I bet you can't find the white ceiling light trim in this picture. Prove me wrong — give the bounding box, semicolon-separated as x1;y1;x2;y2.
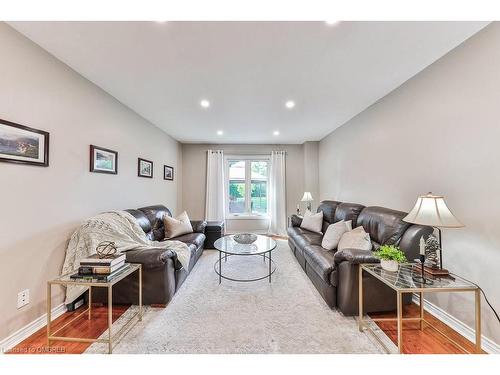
285;100;296;109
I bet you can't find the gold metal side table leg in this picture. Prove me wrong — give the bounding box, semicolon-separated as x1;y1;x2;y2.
88;286;92;320
139;265;143;321
108;285;113;354
419;292;424;331
475;288;481;353
358;265;364;332
47;282;51;346
397;291;403;354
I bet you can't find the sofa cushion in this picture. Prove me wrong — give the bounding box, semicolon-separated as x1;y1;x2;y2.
333;202;365;227
317;201;341;224
300;211;323;233
164;211;193;239
321;220;352;250
338;226;372;252
357;206;410;245
288;226;323;248
138;205;172;241
125;209;153;240
172;232;206;249
303;244;336;284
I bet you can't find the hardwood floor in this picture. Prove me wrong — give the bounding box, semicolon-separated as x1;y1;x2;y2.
6;304;129;354
369;303;486;354
7;301;483;354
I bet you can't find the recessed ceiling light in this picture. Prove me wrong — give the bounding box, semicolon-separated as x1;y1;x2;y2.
200;99;210;108
217;130;223;135
325;21;339;26
273;130;280;136
285;100;295;109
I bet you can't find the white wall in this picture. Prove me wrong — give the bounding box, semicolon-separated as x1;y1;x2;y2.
319;23;500;344
181;143;309;232
0;23;180;341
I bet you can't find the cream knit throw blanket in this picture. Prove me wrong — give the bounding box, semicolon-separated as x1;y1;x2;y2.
62;210;190;303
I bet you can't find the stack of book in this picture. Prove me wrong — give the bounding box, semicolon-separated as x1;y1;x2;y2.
70;253;126;282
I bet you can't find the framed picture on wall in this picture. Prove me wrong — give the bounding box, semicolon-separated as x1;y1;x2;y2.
0;118;49;167
164;165;174;181
138;158;153;178
90;145;118;174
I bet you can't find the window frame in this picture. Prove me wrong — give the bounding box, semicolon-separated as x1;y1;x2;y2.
225;154;270;219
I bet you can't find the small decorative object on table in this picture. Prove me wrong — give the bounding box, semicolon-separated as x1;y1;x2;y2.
96;241;117;258
374;245;407;272
296;204;301;215
424;234;440;268
412;236;433;285
233;233;258;244
413;234;450;276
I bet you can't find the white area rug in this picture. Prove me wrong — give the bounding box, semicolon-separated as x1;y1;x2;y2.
86;240;389;354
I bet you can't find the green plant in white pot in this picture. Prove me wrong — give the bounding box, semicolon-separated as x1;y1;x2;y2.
374;245;407;272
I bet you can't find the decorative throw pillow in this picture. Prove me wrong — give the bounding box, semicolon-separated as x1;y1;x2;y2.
321;220;352;250
300;211;323;234
164;211;193;239
338;225;372;252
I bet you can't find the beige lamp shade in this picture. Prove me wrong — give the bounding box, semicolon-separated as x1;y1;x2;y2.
403;192;464;228
301;192;313;202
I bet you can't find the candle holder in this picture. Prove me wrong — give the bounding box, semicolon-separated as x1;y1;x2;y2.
413;254;434;285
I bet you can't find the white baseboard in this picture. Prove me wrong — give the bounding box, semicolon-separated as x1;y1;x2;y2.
412;295;500;354
0;303;67;353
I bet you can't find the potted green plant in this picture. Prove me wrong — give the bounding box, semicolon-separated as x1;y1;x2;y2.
374;245;407;272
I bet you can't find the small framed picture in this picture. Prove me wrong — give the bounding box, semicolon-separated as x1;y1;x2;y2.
90;145;118;174
164;165;174;181
0;118;49;167
138;158;153;178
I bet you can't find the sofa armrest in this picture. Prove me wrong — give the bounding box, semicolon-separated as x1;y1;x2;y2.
191;220;207;233
125;248;182;270
334;248;380;265
290;214;303;227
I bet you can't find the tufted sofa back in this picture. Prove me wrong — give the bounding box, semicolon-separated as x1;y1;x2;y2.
125;204;172;241
316;200;432;261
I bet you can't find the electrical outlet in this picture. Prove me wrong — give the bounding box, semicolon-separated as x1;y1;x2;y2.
17;289;29;309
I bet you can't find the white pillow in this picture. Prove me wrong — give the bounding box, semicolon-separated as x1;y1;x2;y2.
300;211;323;234
338;226;372;252
164;211;193;239
321;220;352;250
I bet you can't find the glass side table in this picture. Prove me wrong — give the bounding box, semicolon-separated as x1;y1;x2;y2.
358;263;481;354
47;263;142;354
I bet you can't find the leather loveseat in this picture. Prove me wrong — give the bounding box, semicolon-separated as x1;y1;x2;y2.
288;200;433;315
94;204;207;306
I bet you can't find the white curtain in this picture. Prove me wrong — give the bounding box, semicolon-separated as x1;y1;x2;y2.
268;151;287;236
205;150;226;221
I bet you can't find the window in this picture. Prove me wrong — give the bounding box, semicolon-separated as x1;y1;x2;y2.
227;157;269;216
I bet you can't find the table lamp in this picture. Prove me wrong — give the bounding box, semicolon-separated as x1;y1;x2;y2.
403;192;464;271
301;192;314;212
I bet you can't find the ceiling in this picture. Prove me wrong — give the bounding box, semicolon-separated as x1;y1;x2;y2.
9;21;488;144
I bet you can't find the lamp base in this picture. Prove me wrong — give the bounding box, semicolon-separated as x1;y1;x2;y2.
413;263;450;276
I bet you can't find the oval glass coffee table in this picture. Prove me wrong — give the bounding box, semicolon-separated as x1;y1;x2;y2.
214;234;277;283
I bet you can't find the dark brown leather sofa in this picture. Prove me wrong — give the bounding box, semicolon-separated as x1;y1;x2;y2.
288;200;433;315
93;204;207;306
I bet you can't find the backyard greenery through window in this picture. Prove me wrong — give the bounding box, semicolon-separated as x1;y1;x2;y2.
227;158;269;216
